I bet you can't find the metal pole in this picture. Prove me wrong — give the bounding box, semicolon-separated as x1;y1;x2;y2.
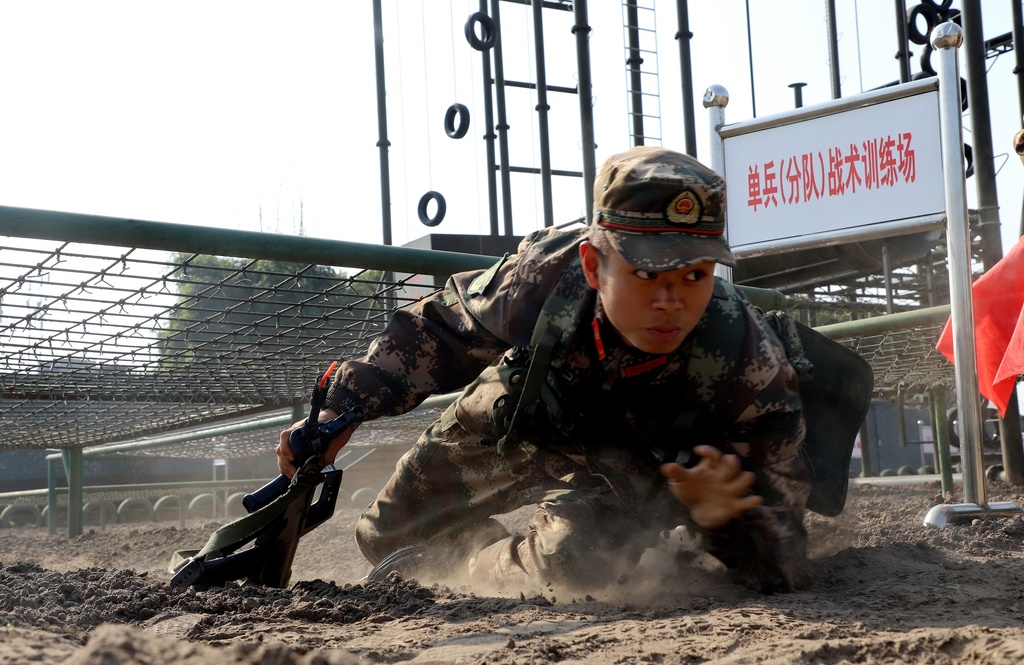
572;0;597;225
881;242;895;314
703;84;732;283
789;82;806;108
1014;0;1024;242
531;0;555;227
931;389;955;495
825;0;842;99
703;85;728;177
894;0;911;84
1001;394;1024;486
0;205;500;276
674;0;697;156
1014;0;1024;125
625;0;646;145
744;0;757;116
961;0;1002;270
871;408;884;474
934;23;986;506
815;305;950;339
489;0;515;235
47;458;58;536
859;419;874;477
923;24;1021;527
65;447;83;538
479;0;499;236
372;0;393;246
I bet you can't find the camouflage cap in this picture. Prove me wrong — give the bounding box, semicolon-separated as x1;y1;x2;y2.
593;146;735;271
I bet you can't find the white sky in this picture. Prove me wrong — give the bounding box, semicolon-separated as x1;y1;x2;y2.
1;1;1022;255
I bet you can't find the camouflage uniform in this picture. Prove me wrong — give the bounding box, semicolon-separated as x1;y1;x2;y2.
324;226;809;594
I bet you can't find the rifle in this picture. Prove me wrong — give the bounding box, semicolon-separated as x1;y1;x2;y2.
169;362;365;588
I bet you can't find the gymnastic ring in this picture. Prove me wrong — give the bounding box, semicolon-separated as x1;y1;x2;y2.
445;103;470;139
418;191;446;227
465;12;496;51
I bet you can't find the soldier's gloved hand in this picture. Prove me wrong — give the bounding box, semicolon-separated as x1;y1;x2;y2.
275;408;359;477
660;445;763;531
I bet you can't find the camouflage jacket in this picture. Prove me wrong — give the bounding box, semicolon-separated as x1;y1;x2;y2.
325;227;809;588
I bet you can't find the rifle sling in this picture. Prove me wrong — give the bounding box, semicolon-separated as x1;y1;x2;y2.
168;475;314;574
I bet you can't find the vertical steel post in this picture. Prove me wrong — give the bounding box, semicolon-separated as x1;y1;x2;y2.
924;24;1017;527
674;0;697;157
703;84;732;283
789;82;806;108
572;0;597;225
703;85;728;177
859;419;874;477
64;448;83;538
531;0;555;227
1014;0;1024;128
47;457;57;536
931;389;955;496
825;0;841;99
372;0;393;246
370;0;410;339
489;0;514;236
934;23;986;506
624;0;645;145
479;0;500;236
961;0;1002;270
894;0;911;84
744;0;757;116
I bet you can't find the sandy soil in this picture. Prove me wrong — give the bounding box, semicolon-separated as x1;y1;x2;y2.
4;481;1024;664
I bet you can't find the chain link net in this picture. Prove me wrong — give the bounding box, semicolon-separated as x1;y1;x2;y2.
1;237;442;450
1;231;960;457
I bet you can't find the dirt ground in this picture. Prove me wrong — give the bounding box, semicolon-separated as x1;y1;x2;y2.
4;481;1024;664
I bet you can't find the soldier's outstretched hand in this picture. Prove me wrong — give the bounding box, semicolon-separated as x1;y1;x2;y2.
660;445;763;531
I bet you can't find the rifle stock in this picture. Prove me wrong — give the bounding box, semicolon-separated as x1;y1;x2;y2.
169;362;365;589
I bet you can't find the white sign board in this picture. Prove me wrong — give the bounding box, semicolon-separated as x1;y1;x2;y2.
723;87;945;249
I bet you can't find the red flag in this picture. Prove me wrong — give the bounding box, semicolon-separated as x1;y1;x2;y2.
936;237;1024;415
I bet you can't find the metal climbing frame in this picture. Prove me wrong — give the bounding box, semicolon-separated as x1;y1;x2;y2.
371;0;598;240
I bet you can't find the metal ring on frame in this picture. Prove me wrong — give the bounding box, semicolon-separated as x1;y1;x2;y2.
418;191;447;227
445;103;470;139
465;12;496;51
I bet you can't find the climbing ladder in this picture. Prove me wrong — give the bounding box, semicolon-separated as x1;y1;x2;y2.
621;0;662;147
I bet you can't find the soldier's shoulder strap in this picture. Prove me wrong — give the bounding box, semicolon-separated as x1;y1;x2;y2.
496;254;588;453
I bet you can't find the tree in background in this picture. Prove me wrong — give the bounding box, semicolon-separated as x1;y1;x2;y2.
157;254;386;366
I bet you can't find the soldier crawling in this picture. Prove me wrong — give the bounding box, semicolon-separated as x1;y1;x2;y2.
277;147;810;594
